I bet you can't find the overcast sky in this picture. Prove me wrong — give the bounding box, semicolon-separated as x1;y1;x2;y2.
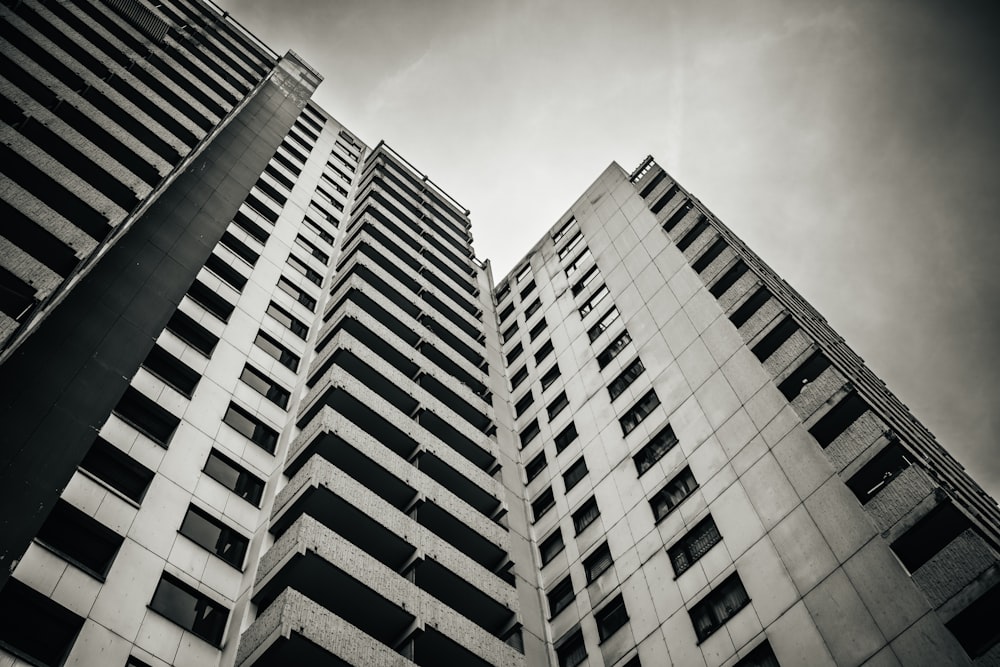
221;0;1000;500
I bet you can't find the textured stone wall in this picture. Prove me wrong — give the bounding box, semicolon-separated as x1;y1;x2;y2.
913;529;999;608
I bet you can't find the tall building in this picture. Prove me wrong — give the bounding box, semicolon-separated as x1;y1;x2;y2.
0;2;998;667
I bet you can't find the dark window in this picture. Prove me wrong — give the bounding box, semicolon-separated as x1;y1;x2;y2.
254;331;300;371
232;210;270;243
240;365;290;409
540;364;561;390
651;184;680;214
651;467;698;522
304;216;336;245
0;265;39;321
203;450;265;506
79;437;154;504
689;573;750;642
525;451;547;482
506;342;524;365
663;200;693;232
621;390;660;436
266;302;309;339
552;218;575;244
639;169;667;197
557;232;583;261
520;280;537;300
141;345;199;397
809;392;869;448
565;248;593;278
514;391;535;418
547;391;569;420
520;419;541;448
219;230;259;265
572;496;600;534
535;340;554;364
515;265;532;283
547;576;574;617
891;502;971;572
127;656;155;667
166;309;219;356
734;640;781;667
525;298;542;319
113;387;180;447
539;529;564;565
669;516;723;576
149;573;229;645
730;287;770;328
751;316;798;361
277;277;317;311
608;358;645;401
676;215;710;251
846;441;913;504
287;253;323;286
204;254;248;291
571;266;600;296
709;260;748;298
223;402;279;453
510;365;529;390
502;322;519;344
531;487;555;522
529;319;547;341
295;235;330;265
588;307;620;342
596;594;629;642
179;505;249;568
496;282;511;302
563;457;589;492
499;302;515;323
945;582;1000;658
554;422;578;453
691;237;728;273
634;424;679;476
579;285;609;317
584;543;613;582
189;277;242;321
778;351;832;400
597;331;632;369
35;499;124;579
0;579;84;667
556;629;586;667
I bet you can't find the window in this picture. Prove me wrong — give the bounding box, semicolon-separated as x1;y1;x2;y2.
166;309;219;356
520;419;540;448
127;656;155;667
689;573;750;642
564;248;593;278
142;345;199;397
540;364;561;391
651;467;698;522
634;424;679;476
734;640;781;667
531;487;555;522
304;216;336;245
552;217;575;244
233;209;271;243
651;184;680;214
295;235;329;265
79;437;154;503
809;391;869;448
203;450;265;506
588;307;620;342
751;316;798;361
557;232;584;261
778;351;831;400
572;496;600;534
0;266;38;322
499;302;515;323
709;260;748;298
596;594;629;642
179;505;249;568
524;298;542;319
0;579;84;667
584;543;613;582
554;422;578;453
149;573;229;645
846;441;912;504
692;237;728;273
571;265;601;296
529;319;547;341
204;254;248;291
539;529;565;565
945;582;1000;658
254;331;300;371
496;282;511;302
35;499;124;579
890;502;971;573
547;576;574;617
638;169;667;197
620;390;660;436
525;451;547;482
578;285;609;317
506;342;524;365
267;302;309;339
547;391;569;420
730;287;770;328
240;365;290;408
519;280;536;301
556;629;586;667
515;264;532;284
676;215;710;251
535;339;554;364
514;391;535;418
608;358;645;401
669;516;723;576
501;322;519;344
113;387;180;447
563;457;589;492
597;331;632;369
277;277;317;311
224;402;279;453
219;230;259;265
510;365;529;390
287;253;323;286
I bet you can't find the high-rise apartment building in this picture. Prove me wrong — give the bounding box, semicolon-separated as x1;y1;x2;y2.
0;2;998;667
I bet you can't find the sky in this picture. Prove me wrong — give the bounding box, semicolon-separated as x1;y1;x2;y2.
221;0;1000;500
